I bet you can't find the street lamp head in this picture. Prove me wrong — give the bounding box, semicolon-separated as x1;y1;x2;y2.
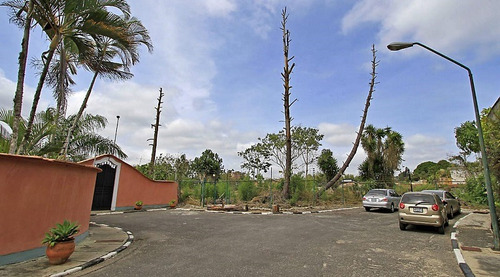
387;42;415;51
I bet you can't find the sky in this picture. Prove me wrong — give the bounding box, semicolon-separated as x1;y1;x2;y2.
0;0;499;176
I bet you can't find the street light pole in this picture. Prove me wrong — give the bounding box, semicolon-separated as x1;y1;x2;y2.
388;42;499;250
113;115;120;144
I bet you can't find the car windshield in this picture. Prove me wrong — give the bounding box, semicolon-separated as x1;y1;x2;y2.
366;190;386;196
402;194;435;204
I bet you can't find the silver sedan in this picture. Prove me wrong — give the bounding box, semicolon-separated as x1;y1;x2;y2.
421;190;461;218
362;189;401;213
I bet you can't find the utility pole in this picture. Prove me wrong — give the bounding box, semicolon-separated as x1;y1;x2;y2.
149;88;164;177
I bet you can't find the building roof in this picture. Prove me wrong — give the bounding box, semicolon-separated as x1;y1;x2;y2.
488;97;500;120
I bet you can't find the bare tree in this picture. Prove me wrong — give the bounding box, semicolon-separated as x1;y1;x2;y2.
281;7;296;199
149;88;164;177
317;45;379;197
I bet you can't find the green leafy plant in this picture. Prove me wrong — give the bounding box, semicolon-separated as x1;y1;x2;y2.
169;199;176;205
42;220;80;247
135;200;143;206
238;180;257;201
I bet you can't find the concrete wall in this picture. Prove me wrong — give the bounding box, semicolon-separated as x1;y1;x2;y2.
80;155;178;210
0;154;100;265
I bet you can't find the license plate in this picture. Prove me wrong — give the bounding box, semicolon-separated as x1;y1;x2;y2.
413;207;423;213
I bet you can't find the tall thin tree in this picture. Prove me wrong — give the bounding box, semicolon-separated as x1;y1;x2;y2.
59;14;153;158
317;45;379;197
18;0;132;154
149;88;164;177
2;0;34;154
280;7;296;199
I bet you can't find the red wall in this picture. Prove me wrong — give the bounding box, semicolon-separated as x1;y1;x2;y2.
0;154;100;257
80;155;178;209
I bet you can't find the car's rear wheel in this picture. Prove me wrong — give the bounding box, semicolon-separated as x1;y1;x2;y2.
448;206;454;219
364;207;371;212
437;222;445;234
399;222;407;230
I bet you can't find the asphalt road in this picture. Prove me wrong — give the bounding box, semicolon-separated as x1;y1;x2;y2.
79;208;464;277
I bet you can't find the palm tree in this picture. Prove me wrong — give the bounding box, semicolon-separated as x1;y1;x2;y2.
14;0;132;154
0;108;127;160
361;124;378;178
360;125;405;186
1;107;57;156
57;112;127;161
59;14;153;158
31;44;78;123
2;0;35;154
50;44;78;121
383;130;405;178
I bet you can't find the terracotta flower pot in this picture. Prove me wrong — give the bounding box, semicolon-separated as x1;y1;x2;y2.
46;240;76;265
134;205;142;210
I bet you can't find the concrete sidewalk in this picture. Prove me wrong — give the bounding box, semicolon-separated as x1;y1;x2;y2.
454;211;500;277
0;223;132;277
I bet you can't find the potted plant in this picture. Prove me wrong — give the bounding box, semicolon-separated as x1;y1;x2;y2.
42;220;80;265
135;200;143;210
169;199;176;208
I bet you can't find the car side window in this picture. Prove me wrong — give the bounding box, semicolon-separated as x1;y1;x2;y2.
434;195;442;205
446;192;455;199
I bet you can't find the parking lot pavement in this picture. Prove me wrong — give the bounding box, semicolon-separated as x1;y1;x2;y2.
454;211;500;277
2;207;498;277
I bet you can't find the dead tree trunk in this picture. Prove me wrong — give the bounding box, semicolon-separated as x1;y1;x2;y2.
281;7;296;199
149;88;164;177
317;45;379;198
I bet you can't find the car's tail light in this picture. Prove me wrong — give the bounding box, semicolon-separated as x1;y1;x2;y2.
432;204;439;211
362;197;367;200
399;202;405;209
382;197;388;202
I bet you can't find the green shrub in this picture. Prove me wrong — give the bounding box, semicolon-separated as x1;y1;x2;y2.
456;175;488;205
238;181;257;201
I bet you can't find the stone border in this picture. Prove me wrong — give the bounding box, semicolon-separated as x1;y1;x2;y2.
450;213;475;277
49;223;134;277
92;206;359;216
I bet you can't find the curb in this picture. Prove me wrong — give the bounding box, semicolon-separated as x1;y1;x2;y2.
92;206;359;216
49;223;134;277
451;213;475;277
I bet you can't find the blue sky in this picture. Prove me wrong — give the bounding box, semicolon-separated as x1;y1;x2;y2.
1;0;499;176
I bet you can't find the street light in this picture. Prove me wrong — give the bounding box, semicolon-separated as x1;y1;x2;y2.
387;41;499;250
113;115;120;144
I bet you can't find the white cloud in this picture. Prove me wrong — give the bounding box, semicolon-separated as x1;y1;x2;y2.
0;70;15;111
316;122;364;175
0;70;50;117
342;0;500;60
203;0;237;17
319;122;358;147
402;134;450;169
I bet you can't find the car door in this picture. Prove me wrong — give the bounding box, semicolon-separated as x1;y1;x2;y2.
445;192;459;213
389;190;400;207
